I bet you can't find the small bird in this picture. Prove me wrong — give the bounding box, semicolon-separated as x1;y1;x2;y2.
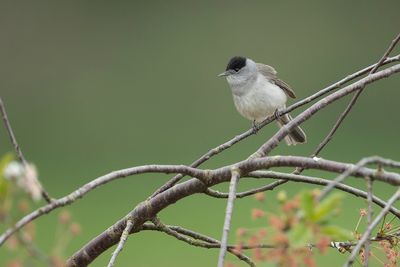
218;56;306;145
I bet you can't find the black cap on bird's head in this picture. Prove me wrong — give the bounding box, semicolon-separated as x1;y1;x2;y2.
218;56;247;77
226;56;246;71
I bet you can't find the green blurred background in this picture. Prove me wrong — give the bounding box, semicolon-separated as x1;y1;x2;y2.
1;1;399;266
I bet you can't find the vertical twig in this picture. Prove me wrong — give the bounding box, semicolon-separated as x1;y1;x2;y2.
107;219;134;267
344;189;400;267
0;97;27;164
217;168;240;267
0;97;52;203
364;176;373;266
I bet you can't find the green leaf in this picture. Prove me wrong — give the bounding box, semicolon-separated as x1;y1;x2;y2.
300;191;315;221
313;192;343;222
321;225;353;241
288;223;313;247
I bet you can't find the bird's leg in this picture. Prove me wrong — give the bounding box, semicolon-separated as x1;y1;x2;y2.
252;120;259;134
274;108;283;121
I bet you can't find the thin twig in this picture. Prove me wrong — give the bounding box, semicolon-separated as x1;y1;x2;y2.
217;169;240;267
311;34;400;159
364;176;373;266
318;156;400;201
107;219;134;267
143;222;400;263
290;34;400;180
344;189;400;267
205;179;287;199
207;170;400;219
149;55;400;198
142;223;400;251
0;97;52;203
369;33;400;74
16;231;50;265
0;97;27;164
147;220;256;266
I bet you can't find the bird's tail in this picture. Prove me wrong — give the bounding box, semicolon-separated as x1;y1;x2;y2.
276;113;307;146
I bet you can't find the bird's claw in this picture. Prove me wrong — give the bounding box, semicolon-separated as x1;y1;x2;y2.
274;108;283;121
252;120;260;134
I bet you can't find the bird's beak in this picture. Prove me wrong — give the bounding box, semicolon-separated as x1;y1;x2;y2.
217;70;234;77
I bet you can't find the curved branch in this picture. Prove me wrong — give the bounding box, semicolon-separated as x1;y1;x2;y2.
65;156;400;266
205;170;400;218
205;179;287;199
0;97;52;203
148;219;255;266
2;155;399;249
248;171;400;218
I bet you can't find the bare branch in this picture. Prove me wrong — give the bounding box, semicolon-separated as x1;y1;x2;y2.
145;220;256;266
318;156;400;201
107;219;134;267
364;177;373;266
64;157;400;266
0;97;27;164
369;33;400;74
208;170;400;219
3;154;400;252
217;169;240;267
344;189;400;267
16;230;50;265
143;223;400;253
205;179;287;199
311;33;400;158
0;97;52;203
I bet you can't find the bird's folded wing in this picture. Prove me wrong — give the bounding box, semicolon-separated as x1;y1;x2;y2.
256;63;296;99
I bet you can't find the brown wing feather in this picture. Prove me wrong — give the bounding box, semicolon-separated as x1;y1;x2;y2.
256;63;297;99
271;78;296;99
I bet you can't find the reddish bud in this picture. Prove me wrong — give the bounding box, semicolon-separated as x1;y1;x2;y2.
59;210;71;224
258;228;267;238
316;236;331;254
359;209;367;216
70;223;81;236
385;223;392;231
273;232;289;246
18;200;30;213
251;209;265;220
5;236;18;251
269;215;285;231
303;255;316;267
231;243;243;255
254;192;265;202
236;228;247;238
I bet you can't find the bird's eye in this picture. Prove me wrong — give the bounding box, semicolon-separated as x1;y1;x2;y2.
234;68;240;72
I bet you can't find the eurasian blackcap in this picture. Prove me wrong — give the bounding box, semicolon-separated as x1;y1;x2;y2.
219;56;306;145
